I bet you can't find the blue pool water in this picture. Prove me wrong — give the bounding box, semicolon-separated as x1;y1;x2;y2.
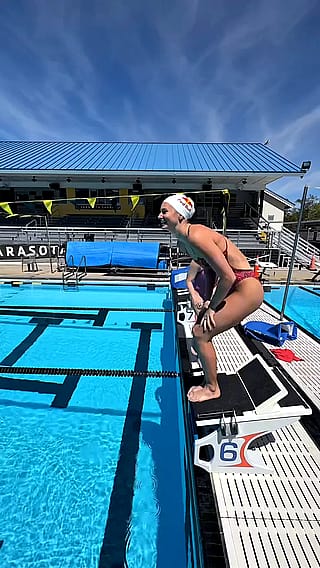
0;284;193;567
264;285;320;339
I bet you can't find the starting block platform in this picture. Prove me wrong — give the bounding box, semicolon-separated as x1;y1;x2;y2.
175;296;311;475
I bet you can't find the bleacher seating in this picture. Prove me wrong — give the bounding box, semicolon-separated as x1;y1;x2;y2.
226;217;257;230
49;215;128;228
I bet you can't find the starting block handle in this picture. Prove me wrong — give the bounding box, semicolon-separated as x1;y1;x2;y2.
230;410;238;435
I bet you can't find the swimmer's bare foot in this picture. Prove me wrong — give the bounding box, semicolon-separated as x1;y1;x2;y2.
187;381;206;395
187;384;221;402
187;385;203;396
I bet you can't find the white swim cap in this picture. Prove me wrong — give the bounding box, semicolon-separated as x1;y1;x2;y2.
164;194;195;219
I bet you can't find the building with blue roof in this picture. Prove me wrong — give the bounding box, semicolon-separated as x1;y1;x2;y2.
0;141;307;227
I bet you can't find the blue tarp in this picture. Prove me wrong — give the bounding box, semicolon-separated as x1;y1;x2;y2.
66;241;160;269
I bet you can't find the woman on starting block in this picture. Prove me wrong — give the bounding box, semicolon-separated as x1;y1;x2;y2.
159;193;264;402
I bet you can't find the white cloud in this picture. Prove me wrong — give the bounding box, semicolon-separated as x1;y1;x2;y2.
271;168;320;202
219;0;316;53
269;105;320;154
0;0;319;199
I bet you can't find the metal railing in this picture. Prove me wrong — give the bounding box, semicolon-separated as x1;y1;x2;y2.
225;229;267;249
273;226;320;268
0;225;177;247
243;202;320;268
1;222;319;271
63;254;87;288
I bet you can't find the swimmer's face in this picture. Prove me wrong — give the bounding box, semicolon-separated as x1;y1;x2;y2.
158;201;182;230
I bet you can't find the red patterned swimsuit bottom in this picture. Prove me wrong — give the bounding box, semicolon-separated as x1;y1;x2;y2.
233;268;256;283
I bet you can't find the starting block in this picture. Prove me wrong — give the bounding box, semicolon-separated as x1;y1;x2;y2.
176;298;311;474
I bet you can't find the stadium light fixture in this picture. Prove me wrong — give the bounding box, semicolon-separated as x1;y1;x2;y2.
300;161;311;173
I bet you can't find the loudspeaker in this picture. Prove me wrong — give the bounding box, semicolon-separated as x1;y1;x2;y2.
133;182;142;192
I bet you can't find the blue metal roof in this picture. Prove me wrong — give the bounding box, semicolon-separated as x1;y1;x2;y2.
0;141;301;173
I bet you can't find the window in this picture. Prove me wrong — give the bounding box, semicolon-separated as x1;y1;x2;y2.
268;214;274;221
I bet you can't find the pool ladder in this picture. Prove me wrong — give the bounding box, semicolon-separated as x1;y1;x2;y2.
62;255;87;289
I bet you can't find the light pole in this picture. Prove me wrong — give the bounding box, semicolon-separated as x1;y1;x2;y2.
280;185;308;319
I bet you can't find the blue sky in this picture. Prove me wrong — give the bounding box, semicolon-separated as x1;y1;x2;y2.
0;0;319;202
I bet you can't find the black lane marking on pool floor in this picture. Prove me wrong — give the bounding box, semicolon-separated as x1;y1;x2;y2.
0;376;61;395
0;309;99;321
30;317;64;326
0;307;171;327
51;374;82;408
299;285;320;297
99;321;162;568
93;308;109;327
0;308;111;328
0;323;50;366
0;306;172;312
0;373;81;408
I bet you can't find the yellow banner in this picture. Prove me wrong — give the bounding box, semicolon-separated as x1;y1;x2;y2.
1;188;228;210
221;189;230;234
131;196;140;211
87;197;96;209
222;189;230;211
0;202;14;216
43;200;53;214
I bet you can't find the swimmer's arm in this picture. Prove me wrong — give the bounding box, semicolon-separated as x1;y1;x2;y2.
186;261;204;312
189;228;235;310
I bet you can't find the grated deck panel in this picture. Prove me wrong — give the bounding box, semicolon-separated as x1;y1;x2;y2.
208;312;320;567
212;423;320;567
242;303;320;410
214;327;254;374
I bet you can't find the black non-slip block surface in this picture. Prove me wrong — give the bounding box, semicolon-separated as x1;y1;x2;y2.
192;373;255;419
237;325;310;409
238;357;280;407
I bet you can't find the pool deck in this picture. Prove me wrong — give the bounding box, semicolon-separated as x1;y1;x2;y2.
175;286;320;567
200;305;320;568
0;260;171;285
0;260;317;284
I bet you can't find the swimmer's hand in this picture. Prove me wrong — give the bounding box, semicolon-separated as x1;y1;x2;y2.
191;292;205;315
200;307;216;333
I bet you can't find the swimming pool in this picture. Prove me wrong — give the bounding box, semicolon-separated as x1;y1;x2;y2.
0;283;200;567
264;285;320;339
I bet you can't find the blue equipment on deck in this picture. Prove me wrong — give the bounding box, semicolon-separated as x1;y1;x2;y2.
171;267;189;289
66;241;161;269
242;320;297;346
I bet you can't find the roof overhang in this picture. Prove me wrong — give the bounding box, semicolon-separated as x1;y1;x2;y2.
0;170;303;192
264;188;295;208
